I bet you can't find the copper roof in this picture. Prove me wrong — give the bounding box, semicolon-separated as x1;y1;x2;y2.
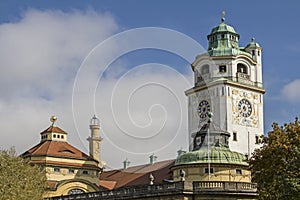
100;159;175;189
21;140;94;161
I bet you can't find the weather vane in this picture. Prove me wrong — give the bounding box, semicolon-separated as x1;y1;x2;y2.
221;11;226;22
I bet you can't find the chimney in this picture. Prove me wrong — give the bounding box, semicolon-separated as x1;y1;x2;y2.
123;158;130;169
149;154;157;165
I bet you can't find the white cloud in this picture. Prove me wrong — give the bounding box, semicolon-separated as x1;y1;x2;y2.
281;79;300;102
94;65;193;168
0;8;118;154
0;9;117;100
0;8;199;169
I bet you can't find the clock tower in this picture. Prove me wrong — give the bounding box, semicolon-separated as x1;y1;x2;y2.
186;15;265;155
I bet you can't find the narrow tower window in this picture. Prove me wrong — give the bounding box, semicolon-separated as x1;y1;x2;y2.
260;94;262;103
233;132;237;141
255;136;259;144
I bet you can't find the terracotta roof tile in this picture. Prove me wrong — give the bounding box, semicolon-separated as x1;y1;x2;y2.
47;181;58;190
99;180;117;190
41;126;67;134
100;159;175;189
21;140;94;161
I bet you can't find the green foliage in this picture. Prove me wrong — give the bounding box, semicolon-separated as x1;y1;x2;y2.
250;118;300;200
0;147;46;200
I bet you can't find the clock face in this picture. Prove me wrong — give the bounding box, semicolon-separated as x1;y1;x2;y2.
238;99;252;117
198;100;211;118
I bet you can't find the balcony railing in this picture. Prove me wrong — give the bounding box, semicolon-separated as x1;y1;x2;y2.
193;181;257;193
195;75;263;88
46;181;185;200
237;72;250;80
46;181;257;200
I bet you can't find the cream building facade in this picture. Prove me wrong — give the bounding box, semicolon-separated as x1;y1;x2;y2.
22;116;103;198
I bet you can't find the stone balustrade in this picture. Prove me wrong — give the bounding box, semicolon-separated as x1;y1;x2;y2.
46;181;257;200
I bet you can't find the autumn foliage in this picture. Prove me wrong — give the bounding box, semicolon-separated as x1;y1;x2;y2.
0;148;46;200
250;118;300;199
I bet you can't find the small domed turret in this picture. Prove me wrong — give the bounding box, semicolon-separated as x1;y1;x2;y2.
90;115;100;126
245;37;261;49
245;37;262;63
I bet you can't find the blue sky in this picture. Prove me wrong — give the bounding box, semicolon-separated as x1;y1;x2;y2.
0;1;299;168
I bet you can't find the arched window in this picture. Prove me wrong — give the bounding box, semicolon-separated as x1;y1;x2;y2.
237;63;248;74
201;64;209;74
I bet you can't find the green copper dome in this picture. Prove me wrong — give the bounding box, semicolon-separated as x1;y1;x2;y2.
205;18;252;57
210;22;238;35
175;146;248;166
245;38;261;48
176;122;248;166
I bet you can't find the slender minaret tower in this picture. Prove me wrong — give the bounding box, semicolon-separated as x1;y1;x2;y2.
87;115;103;167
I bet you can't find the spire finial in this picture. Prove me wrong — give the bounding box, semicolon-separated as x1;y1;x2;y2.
50;116;57;126
251;37;255;42
221;11;226;22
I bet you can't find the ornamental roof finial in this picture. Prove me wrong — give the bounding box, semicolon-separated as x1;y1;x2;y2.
221;11;226;22
50;116;57;126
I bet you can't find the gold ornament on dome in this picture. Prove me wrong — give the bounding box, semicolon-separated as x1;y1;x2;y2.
50;116;57;126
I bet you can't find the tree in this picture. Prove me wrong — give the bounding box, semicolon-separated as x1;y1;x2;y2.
250;118;300;200
0;147;46;200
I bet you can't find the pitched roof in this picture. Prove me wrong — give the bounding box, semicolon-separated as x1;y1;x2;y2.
100;159;175;190
21;140;93;161
40;125;67;134
99;180;117;190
